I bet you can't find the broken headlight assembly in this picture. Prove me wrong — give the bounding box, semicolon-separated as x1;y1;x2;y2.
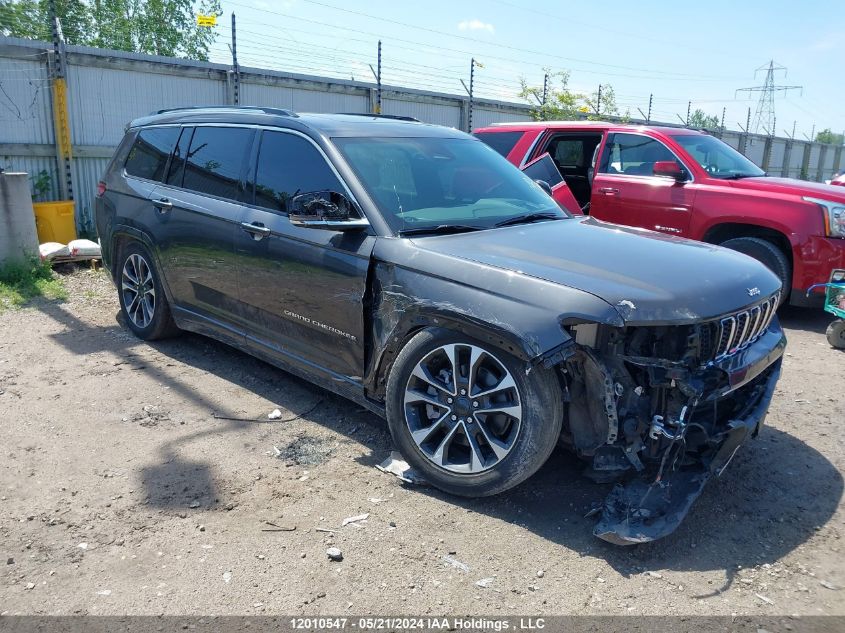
561;294;784;544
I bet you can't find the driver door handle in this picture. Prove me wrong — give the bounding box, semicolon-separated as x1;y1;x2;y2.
598;187;619;195
241;222;271;238
152;198;173;211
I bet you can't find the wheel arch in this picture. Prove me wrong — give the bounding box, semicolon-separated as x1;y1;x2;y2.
110;226;177;305
701;222;794;270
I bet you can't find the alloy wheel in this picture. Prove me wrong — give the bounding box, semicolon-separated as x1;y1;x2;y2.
121;253;156;329
403;343;522;474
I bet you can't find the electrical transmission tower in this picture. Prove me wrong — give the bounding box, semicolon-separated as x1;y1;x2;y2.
735;60;802;135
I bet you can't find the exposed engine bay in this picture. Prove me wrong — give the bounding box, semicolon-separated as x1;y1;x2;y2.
556;311;785;545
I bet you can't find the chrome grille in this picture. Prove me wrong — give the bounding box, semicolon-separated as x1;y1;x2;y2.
713;293;780;360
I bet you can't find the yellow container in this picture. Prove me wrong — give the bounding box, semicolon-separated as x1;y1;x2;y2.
33;201;77;244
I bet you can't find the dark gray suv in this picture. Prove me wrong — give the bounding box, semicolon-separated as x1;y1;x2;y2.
95;107;786;545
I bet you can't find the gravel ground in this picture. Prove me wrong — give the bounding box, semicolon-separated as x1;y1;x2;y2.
1;266;843;616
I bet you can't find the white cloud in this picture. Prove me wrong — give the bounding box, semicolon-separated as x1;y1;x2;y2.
458;19;495;34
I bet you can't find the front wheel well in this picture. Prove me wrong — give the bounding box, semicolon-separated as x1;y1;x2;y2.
702;223;793;268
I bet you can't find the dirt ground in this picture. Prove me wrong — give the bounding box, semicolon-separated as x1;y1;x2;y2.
1;266;844;617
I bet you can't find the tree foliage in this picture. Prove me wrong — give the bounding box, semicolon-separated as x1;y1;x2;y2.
519;71;621;122
815;128;844;145
0;0;221;60
688;109;720;130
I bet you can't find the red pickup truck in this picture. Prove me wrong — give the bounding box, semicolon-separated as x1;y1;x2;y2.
474;121;845;307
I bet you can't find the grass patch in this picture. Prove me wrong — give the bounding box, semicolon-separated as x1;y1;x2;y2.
0;256;68;310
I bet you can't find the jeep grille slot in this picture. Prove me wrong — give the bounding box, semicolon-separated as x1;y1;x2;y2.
713;293;779;360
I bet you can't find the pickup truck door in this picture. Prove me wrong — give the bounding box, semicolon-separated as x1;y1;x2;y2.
234;129;374;383
520;152;581;214
590;132;696;237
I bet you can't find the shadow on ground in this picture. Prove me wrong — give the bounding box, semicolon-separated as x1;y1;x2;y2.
34;298;843;585
779;305;833;335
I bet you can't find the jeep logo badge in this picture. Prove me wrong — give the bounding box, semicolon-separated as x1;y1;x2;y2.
747;287;761;297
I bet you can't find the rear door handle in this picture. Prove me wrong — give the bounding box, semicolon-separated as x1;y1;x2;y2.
598;187;619;195
152;198;173;211
241;222;272;239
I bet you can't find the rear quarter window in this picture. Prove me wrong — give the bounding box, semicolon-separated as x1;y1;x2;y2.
124;127;180;181
473;130;524;158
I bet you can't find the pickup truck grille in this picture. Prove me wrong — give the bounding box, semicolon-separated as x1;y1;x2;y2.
710;293;780;361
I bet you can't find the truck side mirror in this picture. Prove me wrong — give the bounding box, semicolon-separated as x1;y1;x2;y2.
653;160;687;181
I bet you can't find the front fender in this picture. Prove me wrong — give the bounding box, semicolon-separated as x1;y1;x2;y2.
363;248;623;399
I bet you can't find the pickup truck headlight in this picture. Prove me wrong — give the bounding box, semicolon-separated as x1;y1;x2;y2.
804;196;845;238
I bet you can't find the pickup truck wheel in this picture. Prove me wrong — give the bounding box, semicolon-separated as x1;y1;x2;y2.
719;237;791;306
385;328;563;497
118;242;180;340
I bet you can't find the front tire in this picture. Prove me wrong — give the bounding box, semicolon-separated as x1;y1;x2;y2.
117;242;179;340
385;328;563;497
720;237;791;306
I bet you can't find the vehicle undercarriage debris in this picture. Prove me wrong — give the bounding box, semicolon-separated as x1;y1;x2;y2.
556;305;785;545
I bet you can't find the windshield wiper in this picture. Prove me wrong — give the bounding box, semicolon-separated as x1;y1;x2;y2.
721;173;766;180
494;212;563;228
398;224;483;237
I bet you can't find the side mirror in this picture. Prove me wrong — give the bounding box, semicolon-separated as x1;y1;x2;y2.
652;160;687;181
534;179;552;195
289;191;369;231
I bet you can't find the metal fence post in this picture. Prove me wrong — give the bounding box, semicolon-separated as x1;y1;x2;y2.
800;142;811;180
781;138;793;178
761;136;773;172
816;144;828;182
47;5;75;215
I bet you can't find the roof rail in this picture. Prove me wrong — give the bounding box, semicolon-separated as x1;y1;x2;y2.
153;106;298;117
337;112;420;122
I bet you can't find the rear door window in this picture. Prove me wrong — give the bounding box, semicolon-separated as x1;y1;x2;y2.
249;131;343;214
124;127;180;181
182;126;254;201
165;126;193;188
473;131;523;158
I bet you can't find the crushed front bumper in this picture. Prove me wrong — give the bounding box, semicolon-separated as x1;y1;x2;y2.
592;341;783;546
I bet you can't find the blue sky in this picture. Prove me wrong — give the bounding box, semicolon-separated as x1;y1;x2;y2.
209;0;844;138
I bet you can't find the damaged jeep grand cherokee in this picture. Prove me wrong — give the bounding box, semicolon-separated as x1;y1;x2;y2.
95;108;786;545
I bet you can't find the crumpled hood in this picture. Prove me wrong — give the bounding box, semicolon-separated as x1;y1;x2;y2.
411;217;782;324
728;176;845;201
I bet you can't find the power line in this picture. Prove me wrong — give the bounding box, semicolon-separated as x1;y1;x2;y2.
225;0;745;82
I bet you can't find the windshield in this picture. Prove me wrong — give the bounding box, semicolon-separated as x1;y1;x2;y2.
671;133;765;179
334;136;566;234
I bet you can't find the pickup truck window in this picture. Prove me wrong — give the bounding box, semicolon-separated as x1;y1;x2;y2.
335;137;563;233
599;133;678;176
671;133;765;179
472;130;523;157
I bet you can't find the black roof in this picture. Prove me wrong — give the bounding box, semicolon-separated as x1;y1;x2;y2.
128;107;467;139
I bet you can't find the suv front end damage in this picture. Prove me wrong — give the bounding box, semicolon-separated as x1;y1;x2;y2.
555;292;786;545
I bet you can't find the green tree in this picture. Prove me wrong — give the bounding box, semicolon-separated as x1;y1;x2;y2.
519;70;584;121
583;84;619;120
519;71;620;122
0;0;221;61
815;128;844;145
0;0;91;43
688;109;720;130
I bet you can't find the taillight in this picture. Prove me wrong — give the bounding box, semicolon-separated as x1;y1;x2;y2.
96;181;107;197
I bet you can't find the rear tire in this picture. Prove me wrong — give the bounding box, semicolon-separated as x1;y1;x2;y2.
720;237;791;306
385;327;563;497
117;241;180;340
827;320;845;349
